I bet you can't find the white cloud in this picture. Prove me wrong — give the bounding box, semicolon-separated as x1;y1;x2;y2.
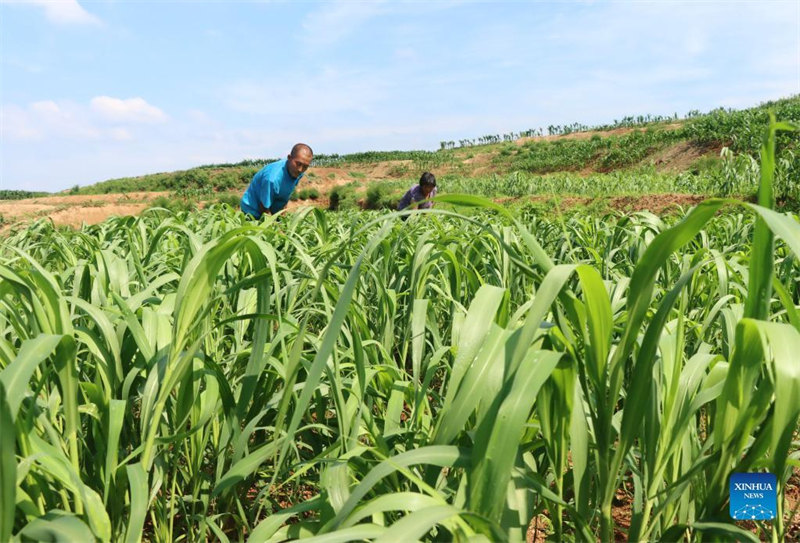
17;0;102;26
90;96;167;123
2;96;168;143
28;99;101;139
1;104;43;141
31;100;61;116
3;0;798;193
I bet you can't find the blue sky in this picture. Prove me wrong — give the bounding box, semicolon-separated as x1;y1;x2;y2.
1;0;798;192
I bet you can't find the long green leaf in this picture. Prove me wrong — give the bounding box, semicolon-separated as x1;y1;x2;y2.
0;382;14;543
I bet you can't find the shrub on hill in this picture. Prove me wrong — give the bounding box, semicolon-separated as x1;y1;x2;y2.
328;184;359;210
364;183;397;210
149;195;197;213
297;188;320;200
216;193;241;208
0;190;50;200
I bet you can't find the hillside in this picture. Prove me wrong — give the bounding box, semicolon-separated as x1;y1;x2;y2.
2;95;799;229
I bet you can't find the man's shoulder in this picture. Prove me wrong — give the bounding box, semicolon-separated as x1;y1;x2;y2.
265;158;286;172
263;159;288;181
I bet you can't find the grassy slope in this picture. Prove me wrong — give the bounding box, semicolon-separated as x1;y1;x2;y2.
70;95;799;196
1;94;795;225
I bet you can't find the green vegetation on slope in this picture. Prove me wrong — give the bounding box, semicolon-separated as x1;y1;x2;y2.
70;95;800;199
0;190;50;200
76;166;261;195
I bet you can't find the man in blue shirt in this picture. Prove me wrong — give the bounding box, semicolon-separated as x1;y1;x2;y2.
240;143;313;219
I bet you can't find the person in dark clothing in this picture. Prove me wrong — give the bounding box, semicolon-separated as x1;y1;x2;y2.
397;171;437;211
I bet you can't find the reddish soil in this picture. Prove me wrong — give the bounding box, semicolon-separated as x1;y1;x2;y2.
360;160;415;178
606;194;707;213
497;193;707;215
784;469;800;541
0;203;55;219
304;167;365;187
0;192;160;218
457;151;501;176
47;204;150;228
0;192;162;231
33;191;159;205
646;141;721;173
284;198;330;212
527;514;550;543
526;470;800;542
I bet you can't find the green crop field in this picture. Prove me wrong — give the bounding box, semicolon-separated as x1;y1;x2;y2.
1;119;799;542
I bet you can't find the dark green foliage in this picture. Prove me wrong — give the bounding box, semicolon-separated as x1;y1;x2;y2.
174;169;210;189
212;172;239;191
196;158;273;169
507;128;685;173
313;150;455;173
239;167;258;184
328;184;359;211
688;155;722;176
216;193;241;208
684;95;800;154
0;190;49;200
174;186;212;199
78;164;262;195
364;184;397;210
149;195;197;213
297;188;320;200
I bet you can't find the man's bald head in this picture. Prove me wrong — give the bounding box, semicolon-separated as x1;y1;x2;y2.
287;143;313;179
291;143;313;158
